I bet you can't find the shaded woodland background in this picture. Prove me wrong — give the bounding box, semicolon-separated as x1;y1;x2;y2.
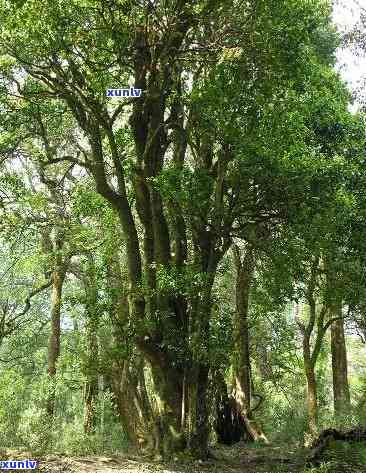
0;0;366;470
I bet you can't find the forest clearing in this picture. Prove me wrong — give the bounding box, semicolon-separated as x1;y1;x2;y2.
0;0;366;472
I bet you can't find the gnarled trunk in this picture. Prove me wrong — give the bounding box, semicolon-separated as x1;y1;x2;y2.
106;255;156;450
150;364;185;457
110;356;156;451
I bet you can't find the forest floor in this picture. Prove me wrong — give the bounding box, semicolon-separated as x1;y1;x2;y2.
37;443;305;473
6;441;366;473
34;443;306;473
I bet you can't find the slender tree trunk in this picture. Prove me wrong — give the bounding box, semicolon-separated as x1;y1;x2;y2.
330;305;350;416
232;245;268;443
99;375;105;434
46;262;66;417
84;321;99;434
297;259;324;437
305;365;318;435
83;256;99;434
303;335;318;436
256;344;271;382
234;256;251;412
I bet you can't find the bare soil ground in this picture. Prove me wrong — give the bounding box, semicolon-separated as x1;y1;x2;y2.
35;443;307;473
7;440;365;473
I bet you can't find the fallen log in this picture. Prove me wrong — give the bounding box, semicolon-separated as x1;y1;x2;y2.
307;426;366;465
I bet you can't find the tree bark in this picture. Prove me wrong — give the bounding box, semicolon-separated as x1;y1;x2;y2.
82;256;100;434
83;292;99;433
305;361;318;436
296;257;330;436
232;245;268;443
110;356;155;450
186;363;210;457
106;254;158;451
183;263;219;458
302;318;319;436
84;365;98;434
46;259;67;417
150;365;186;457
233;247;252;411
331;306;350;416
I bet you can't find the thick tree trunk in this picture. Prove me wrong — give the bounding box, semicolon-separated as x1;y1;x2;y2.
110;356;155;450
186;363;210;457
106;255;160;451
150;365;186;457
330;306;350;417
183;270;218;459
105;257;150;449
46;263;66;417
